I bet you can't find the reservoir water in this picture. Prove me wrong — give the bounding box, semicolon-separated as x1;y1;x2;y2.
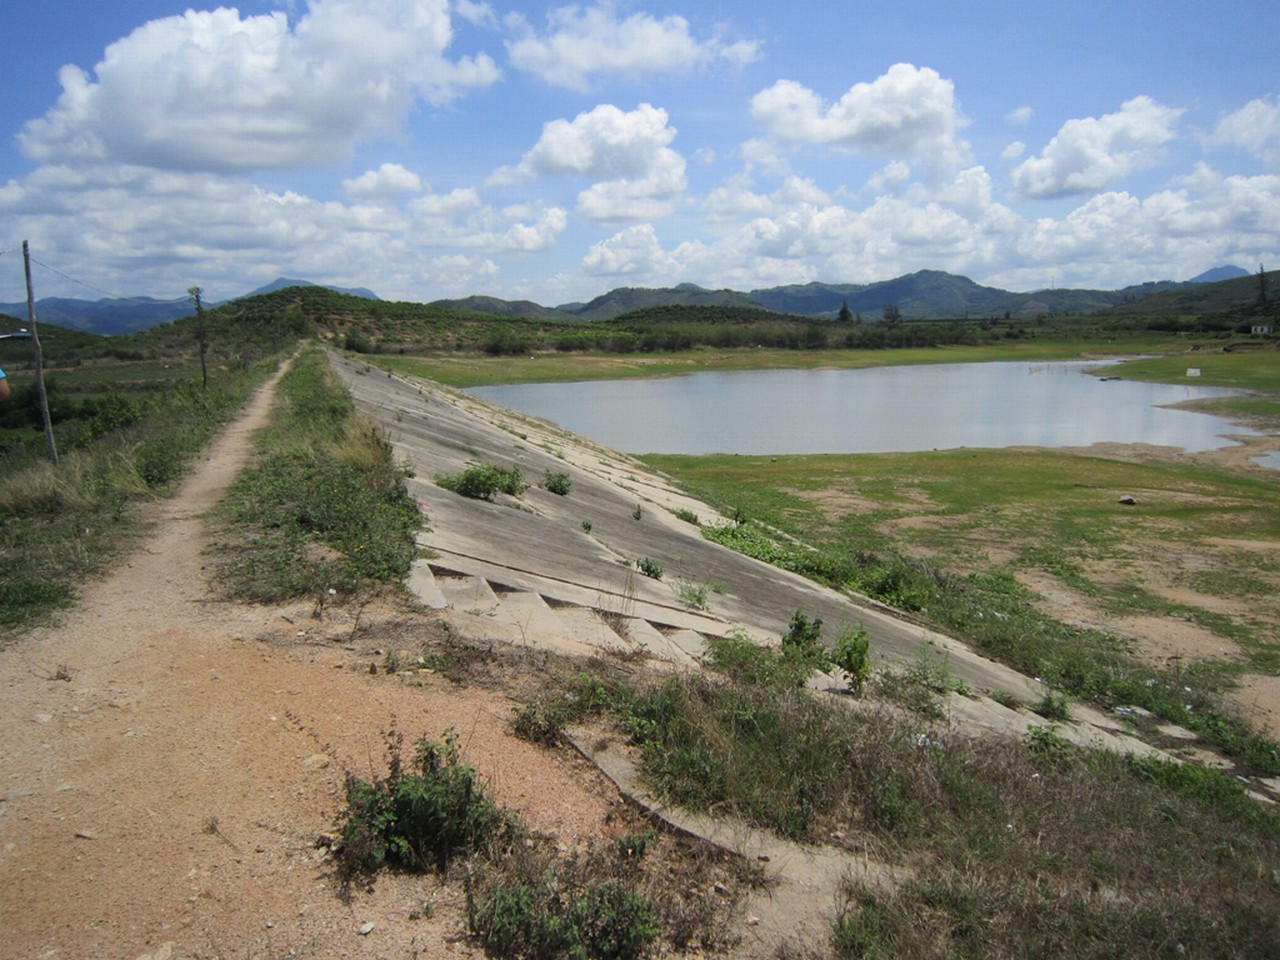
468;361;1254;456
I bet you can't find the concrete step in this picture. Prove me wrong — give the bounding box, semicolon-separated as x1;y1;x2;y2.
406;558;448;609
621;617;701;669
551;605;636;657
663;628;709;664
491;589;601;658
435;573;502;615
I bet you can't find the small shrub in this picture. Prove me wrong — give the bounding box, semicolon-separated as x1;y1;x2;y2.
542;471;572;496
337;728;519;877
469;849;659;960
703;631;815;690
437;464;528;501
1034;687;1072;721
989;688;1021;710
673;507;699;525
781;610;828;672
632;503;643;521
1025;723;1073;768
676;580;708;610
581;519;593;533
832;625;871;694
636;557;664;580
513;699;568;746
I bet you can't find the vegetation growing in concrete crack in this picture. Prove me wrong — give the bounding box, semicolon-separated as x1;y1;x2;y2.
213;347;421;601
635;557;663;580
675;580;708;610
542;470;572;496
436;463;528;501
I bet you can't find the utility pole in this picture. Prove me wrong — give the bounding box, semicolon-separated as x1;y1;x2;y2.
22;241;58;465
188;286;208;388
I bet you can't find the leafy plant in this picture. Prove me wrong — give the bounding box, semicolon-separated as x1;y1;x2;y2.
831;624;871;694
1025;723;1073;768
781;609;828;671
636;557;664;580
675;580;708;609
436;464;528;500
542;471;572;496
468;847;659;960
337;727;520;876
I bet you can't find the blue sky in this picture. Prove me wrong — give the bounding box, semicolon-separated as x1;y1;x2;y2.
1;0;1277;305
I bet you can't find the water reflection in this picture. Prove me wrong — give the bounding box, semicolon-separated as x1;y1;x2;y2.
469;361;1253;456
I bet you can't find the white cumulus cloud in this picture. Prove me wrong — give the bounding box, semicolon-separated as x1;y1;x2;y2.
498;103;687;222
582;223;677;276
1011;95;1183;198
1209;95;1280;167
749;64;971;171
19;0;499;173
506;2;759;91
343;163;424;200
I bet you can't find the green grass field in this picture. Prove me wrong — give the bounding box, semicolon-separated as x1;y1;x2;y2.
371;338;1190;388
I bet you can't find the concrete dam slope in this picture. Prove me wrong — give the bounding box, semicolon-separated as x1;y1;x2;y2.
330;353;1163;757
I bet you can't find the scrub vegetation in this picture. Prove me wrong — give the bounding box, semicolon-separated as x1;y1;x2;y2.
515;640;1280;960
644;449;1280;774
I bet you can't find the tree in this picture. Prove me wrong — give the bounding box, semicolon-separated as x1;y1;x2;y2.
883;304;901;323
1259;264;1269;306
837;299;853;324
188;286;208;388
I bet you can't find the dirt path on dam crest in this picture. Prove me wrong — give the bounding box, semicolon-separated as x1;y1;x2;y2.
0;368;626;960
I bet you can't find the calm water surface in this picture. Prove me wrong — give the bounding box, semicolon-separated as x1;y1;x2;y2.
468;361;1253;456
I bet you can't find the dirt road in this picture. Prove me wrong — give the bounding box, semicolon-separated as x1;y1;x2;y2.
0;365;619;960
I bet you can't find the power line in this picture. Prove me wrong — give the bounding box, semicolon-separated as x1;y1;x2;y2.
21;253;195;304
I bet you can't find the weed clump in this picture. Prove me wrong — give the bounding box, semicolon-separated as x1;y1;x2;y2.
468;846;658;960
337;728;520;877
542;471;572;496
436;464;528;501
635;557;663;580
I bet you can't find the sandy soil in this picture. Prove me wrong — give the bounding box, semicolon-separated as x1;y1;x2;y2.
0;368;625;960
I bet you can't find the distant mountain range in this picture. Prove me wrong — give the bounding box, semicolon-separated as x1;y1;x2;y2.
0;277;380;336
0;266;1259;336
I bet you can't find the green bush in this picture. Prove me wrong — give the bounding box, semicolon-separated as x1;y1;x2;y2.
542;471;572;496
469;849;659;960
832;625;871;694
437;464;528;500
338;728;520;876
635;557;663;580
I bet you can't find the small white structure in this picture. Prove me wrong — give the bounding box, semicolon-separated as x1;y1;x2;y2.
1252;324;1274;335
1186;367;1202;377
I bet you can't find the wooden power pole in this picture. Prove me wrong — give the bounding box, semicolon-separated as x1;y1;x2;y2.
22;241;58;465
